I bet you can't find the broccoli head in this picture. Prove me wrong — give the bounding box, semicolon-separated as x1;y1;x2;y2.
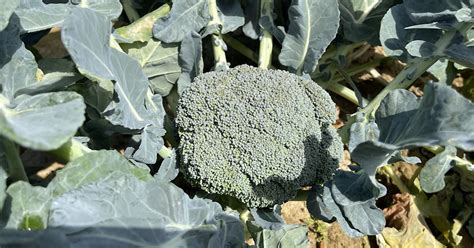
176;65;343;208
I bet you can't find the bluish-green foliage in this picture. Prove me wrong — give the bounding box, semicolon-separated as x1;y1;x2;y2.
176;65;343;207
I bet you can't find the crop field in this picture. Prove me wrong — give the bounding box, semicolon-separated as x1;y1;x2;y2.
0;0;474;247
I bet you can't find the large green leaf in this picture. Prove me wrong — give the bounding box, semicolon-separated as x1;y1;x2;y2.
0;92;85;151
48;150;151;197
124;40;181;96
62;8;153;129
48;175;244;247
4;181;52;230
217;0;245;34
307;171;385;237
0;25;37;101
351;83;474;193
14;0;122;33
0;0;19;31
339;0;398;44
153;0;210;43
278;0;339;74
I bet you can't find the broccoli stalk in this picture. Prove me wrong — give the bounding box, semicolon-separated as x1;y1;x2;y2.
208;0;228;70
258;0;274;69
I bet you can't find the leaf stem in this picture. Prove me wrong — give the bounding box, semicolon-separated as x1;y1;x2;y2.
158;146;173;159
1;138;28;182
50;139;92;162
258;0;273;69
208;0;228;69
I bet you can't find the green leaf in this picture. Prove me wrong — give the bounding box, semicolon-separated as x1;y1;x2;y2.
380;4;442;61
308;170;387;237
132;125;165;164
0;0;19;31
177;31;203;95
15;72;83;97
4;181;52;230
154;149;179;182
419;146;457;193
0;167;6;212
339;0;397;44
116;4;171;43
0;25;38;101
444;43;474;69
153;0;210;43
403;0;470;23
0;92;85;151
124;40;181;96
62;8;153;129
254;224;310;248
279;0;340;74
48;150;151;197
250;205;285;230
14;0;122;33
217;0;245;34
242;0;260;39
48;175;244;247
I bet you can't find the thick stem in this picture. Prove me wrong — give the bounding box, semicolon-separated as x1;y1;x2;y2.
158;146;173;159
1;139;28;182
50;139;92;162
208;0;228;69
258;0;273;69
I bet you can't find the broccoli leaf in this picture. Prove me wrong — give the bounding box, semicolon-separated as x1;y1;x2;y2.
375;83;474;150
279;0;340;75
0;24;37;101
132;124;165;164
338;0;398;44
14;71;83;98
307;171;385;237
352;83;474;194
153;0;210;43
217;0;245;34
0;92;85;151
242;0;260;39
62;8;153;130
48;175;244;247
419;146;457;193
403;0;470;23
154;149;179;182
14;0;122;33
0;0;19;31
118;6;181;96
444;43;474;69
250;205;286;230
3;181;52;230
379;4;442;60
126;40;181;96
48;150;152;197
254;224;310;248
178;31;203;95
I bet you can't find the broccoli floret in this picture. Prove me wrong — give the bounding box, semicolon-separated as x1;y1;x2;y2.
176;65;343;208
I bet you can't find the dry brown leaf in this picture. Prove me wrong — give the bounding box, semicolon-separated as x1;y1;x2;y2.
378;193;445;248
